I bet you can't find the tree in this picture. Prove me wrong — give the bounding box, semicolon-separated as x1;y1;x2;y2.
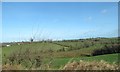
30;38;33;42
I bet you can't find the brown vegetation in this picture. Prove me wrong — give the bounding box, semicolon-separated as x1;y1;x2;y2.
63;60;118;70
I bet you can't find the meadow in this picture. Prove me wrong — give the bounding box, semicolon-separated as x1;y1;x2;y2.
2;37;120;70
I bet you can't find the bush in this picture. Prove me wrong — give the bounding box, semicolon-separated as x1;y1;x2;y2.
92;44;120;56
3;48;43;70
63;60;118;70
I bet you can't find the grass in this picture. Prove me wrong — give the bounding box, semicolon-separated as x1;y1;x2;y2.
74;53;119;63
2;37;119;70
50;53;119;69
2;42;64;56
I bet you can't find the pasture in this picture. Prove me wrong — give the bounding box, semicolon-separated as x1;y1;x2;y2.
2;37;119;70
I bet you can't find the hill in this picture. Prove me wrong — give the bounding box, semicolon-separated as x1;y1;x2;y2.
2;37;119;70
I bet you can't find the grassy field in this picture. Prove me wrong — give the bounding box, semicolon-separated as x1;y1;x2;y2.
2;42;64;56
50;53;119;69
2;37;119;70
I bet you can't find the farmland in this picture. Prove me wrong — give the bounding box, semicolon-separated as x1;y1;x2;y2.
2;37;120;70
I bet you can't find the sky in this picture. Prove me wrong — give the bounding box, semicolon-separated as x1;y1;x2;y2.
2;2;118;42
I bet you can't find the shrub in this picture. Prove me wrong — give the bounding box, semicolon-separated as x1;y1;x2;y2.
3;48;43;70
92;44;120;56
63;60;118;70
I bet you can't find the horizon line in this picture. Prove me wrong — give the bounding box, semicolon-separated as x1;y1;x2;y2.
1;36;118;43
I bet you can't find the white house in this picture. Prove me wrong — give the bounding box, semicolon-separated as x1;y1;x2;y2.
6;45;11;47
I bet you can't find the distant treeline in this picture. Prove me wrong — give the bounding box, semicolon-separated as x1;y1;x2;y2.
92;44;120;56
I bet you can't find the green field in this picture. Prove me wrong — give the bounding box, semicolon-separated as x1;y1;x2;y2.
2;37;119;70
50;53;119;69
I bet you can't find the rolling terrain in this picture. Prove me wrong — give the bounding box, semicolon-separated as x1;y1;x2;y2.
2;37;119;70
